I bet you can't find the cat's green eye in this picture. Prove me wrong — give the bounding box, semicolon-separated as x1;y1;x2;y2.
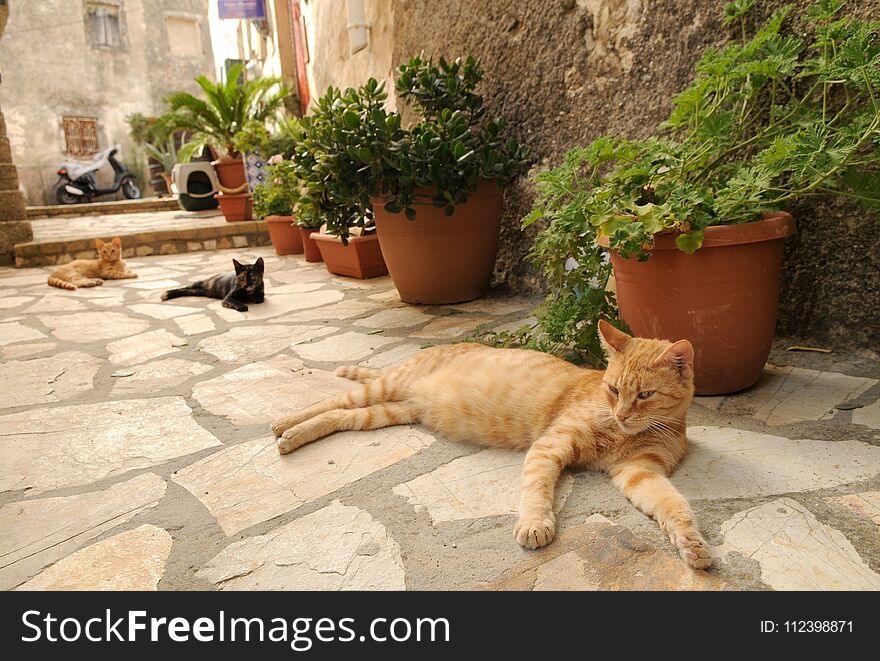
607;384;618;395
637;390;655;400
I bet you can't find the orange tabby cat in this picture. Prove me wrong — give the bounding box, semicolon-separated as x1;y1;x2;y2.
47;237;137;290
271;321;711;569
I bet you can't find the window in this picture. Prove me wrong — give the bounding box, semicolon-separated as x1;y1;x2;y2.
86;2;124;49
166;16;202;57
63;117;99;156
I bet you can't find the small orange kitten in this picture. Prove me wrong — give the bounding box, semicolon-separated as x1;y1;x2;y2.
271;321;711;569
47;237;137;290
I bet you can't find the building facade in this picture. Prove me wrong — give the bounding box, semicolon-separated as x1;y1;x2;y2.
0;0;215;205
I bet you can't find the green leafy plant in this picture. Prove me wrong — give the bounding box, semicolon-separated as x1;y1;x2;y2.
163;63;289;161
291;80;396;236
504;0;880;366
291;56;529;241
233;116;302;158
143;135;182;175
253;155;303;219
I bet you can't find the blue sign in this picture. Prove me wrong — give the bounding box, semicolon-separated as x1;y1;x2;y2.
218;0;266;20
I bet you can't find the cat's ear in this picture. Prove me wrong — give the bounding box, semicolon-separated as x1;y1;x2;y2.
653;340;694;379
232;259;244;274
254;257;264;273
95;238;105;250
598;319;630;357
111;237;122;247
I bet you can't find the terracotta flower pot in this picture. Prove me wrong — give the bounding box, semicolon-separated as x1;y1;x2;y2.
299;227;323;262
312;233;388;279
213;157;247;191
603;212;796;395
215;192;253;222
371;180;502;304
265;215;303;255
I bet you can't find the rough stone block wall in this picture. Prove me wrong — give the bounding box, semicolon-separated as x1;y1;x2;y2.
391;0;880;350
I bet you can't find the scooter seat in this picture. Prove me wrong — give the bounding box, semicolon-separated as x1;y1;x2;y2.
60;145;118;180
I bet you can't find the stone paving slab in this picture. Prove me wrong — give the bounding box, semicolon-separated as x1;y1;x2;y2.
17;524;173;591
1;245;879;591
484;514;726;591
0;350;100;410
393;448;573;525
718;498;880;591
0;474;166;590
0;397;221;494
697;364;877;426
826;492;880;529
198;500;406;590
174;426;437;536
191;357;345;427
673;426;880;500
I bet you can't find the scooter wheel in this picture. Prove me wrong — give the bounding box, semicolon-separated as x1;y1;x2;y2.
56;186;81;205
122;179;142;200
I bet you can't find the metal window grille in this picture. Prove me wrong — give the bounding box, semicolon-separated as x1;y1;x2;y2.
63;116;99;156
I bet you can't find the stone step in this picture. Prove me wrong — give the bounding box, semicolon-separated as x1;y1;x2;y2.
26;196;181;219
15;218;270;267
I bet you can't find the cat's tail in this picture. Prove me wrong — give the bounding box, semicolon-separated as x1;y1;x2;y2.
47;276;76;291
161;287;196;301
335;365;383;383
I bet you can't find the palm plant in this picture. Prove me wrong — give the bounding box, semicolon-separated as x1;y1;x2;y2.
164;63;289;161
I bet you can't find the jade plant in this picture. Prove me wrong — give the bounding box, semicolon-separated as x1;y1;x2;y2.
291;56;529;241
478;0;880;365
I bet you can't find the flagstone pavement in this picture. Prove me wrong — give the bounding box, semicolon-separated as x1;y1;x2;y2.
1;245;879;591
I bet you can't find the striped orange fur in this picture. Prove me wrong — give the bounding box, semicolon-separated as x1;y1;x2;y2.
272;320;711;569
47;237;137;290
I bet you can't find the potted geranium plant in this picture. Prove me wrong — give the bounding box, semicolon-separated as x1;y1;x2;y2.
290;57;529;303
163;63;288;221
254;155;303;255
518;1;880;395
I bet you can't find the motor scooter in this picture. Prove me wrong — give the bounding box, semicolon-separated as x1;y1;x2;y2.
55;144;141;204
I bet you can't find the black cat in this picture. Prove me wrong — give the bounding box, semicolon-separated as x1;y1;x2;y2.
161;258;265;312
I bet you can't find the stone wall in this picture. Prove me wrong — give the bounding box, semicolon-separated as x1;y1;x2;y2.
0;0;215;205
302;0;396;107
390;0;880;349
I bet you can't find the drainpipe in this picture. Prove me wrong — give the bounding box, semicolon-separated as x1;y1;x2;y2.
346;0;368;54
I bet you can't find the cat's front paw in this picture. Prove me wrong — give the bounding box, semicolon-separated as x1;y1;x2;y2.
271;415;295;437
673;528;713;570
514;511;556;549
277;427;308;454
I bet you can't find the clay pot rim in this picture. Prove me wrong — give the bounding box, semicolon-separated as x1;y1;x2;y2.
264;214;296;224
214;192;252;199
370;179;502;209
310;232;379;244
597;211;796;250
212;156;244;166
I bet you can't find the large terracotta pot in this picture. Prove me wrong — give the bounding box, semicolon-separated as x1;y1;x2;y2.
371;181;502;304
299;227;323;262
213;157;247;191
265;215;303;255
215;192;253;222
604;212;796;395
312;233;388;279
